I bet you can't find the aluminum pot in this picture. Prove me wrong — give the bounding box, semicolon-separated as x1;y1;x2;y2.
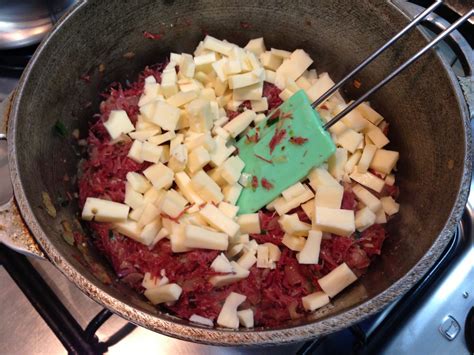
1;0;472;346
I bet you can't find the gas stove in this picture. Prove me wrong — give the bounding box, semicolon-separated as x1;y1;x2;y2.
0;1;472;354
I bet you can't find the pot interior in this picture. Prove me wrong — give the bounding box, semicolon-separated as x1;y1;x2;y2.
10;0;469;343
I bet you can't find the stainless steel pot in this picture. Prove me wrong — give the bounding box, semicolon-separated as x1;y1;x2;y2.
0;0;472;346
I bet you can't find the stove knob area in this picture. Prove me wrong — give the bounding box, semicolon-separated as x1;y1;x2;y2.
466;307;474;353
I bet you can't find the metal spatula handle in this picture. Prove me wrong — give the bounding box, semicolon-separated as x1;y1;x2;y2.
315;3;473;130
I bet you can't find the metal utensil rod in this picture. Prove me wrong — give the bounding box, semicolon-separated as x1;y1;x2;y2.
324;8;474;130
311;0;443;109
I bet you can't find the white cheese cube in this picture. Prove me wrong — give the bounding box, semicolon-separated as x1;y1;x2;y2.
367;127;389;148
273;186;315;215
356;102;384;125
385;174;395;187
144;283;182;305
147;131;176;146
168;144;188;173
191;170;224;203
237;213;261;234
161;189;188;218
245;37;266;56
302;291;330;312
270;48;291;58
170;223;191;253
301;199;315;220
199;203;240;237
318;262;358;297
143;163;174;190
315;185;344;209
370;149;399;175
167;90;198;108
328;148;348;182
151;101;180;131
237;309;254;328
217;292;247;329
210;261;250;287
211;58;228;82
357;144;377;173
352;184;382;212
194;52;217;72
225;58;242;75
264;242;281;262
380;196;400;215
187;99;214;133
126;172;151;193
189;314;213;327
237;250;257;270
250;97;268;112
140;141;163;164
221;156;245;185
230;233;250;245
137;203;160;227
297;230;322;264
113;219;142;241
314;207;355;236
275;49;313;88
254;113;266;124
175;170;206;204
308;167;340;190
161;69;178;98
184;224;228;251
142;272;168;290
339;105;368;132
296;75;312;90
355;207;376;232
127;139;144;163
375;208;387;224
129;206;144;222
264;69;276;84
187;146;211;173
278;88;295;101
223;184;243;205
228;68;264;89
278;214;311;236
233;82;264;101
349;171;385;193
104;110;135;139
211;253;233;273
209;136;236;167
140;219;162;246
223;110;256;138
82;197;129;222
129;128;161;142
282;234;306;251
256;244;272;269
203;35;233;56
305;72;336;102
260;51;282;71
124;183;144;209
185;131;215;152
138;83;161;107
180;53;195;78
336;128;363;154
218;201;239;219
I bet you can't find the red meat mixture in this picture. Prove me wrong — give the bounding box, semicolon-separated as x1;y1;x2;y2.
78;63;395;327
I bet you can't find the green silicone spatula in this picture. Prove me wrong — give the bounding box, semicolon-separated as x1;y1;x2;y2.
235;1;470;214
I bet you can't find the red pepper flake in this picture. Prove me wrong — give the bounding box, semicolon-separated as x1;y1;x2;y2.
251;176;259;189
246;131;259;144
143;31;163;40
261;178;274;190
254;153;273;164
289;136;308;145
353;79;362;89
281;112;293;119
269;128;287;154
240;21;251;29
320;104;329;110
80;74;91;83
269;108;281;120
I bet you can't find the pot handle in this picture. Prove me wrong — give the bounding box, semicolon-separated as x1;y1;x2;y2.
390;0;474;119
0;94;45;259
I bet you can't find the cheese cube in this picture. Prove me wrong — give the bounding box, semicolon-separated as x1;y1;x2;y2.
370;149;399;175
175;171;205;205
305;73;335;102
210;261;250;287
336;128;363;154
138;83;161;107
143;163;174;190
339;105;368;132
126;172;151;193
380;196;400;215
144;283;182;305
140;141;163;164
264;69;276;84
349;171;385;193
254;113;266;124
223;184;243;205
296;75;312;90
161;189;188;218
256;244;272;269
140;219;162;246
191;170;223;203
137;203;160;227
211;253;233;273
194;52;217;72
147;131;176;146
352;184;382;212
217;292;247;329
161;69;178;97
113;219;142;241
264;243;281;262
225;58;242;75
129;128;161;142
223;110;256;138
199;203;240;237
168;144;188;173
218;201;239;219
203;35;233;56
124;183;144;209
302;291;330;312
167;90;198;108
328;148;348;182
250;97;268;112
357;144;377;173
150;101;180;131
104;110;135;139
356;102;384;125
170;223;191;253
211;58;228;82
233;82;264;101
142;272;168;290
245;37;266;56
315;185;344;209
275;49;313;88
127;139;144;163
237;250;257;270
82;197;129;222
187;99;214;133
301;199;315;220
189;314;213;327
367;127;389;148
318;262;358;297
270;48;291;58
185;131;216;152
282;234;306;251
273;186;315;215
278;214;311;236
314;207;355;236
184;224;228;251
297;230;322;264
237;213;261;234
180;53;195;78
187;146;211;173
385;174;395;186
260;51;282;71
228;68;264;89
355;207;376;232
308;167;340;190
375;208;387;224
237;309;254;328
221;156;245;184
209;136;236;167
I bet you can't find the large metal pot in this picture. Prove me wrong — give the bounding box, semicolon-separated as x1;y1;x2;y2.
1;0;472;346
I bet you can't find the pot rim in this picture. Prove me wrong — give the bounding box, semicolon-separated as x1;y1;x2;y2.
7;0;473;345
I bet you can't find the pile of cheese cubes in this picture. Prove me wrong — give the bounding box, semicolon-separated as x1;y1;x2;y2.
81;35;400;329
